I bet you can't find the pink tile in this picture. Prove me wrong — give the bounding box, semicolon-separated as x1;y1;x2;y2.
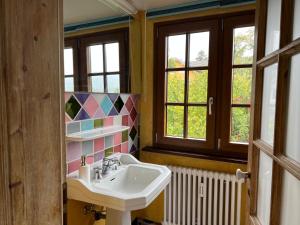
122;115;129;126
65;93;71;103
121;142;128;153
66;142;82;162
94;108;105;118
130;107;137;122
114;145;121;153
131;95;139;105
94;138;104;152
67;159;81;174
128;116;134;127
86;155;94;165
125;96;133;112
120;106;129;115
114;133;122;145
83;95;99;117
104;117;113;127
65;114;71;123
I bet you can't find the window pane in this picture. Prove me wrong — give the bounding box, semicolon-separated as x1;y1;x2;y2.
107;74;120;93
265;0;281;55
189;32;209;67
64;48;74;75
188;70;208;103
167;71;185;103
88;44;103;73
257;151;273;225
280;170;300;225
284;53;300;163
233;26;254;65
89;76;104;93
105;42;120;72
166;105;184;137
261;63;278;146
232;68;252;104
293;0;300;40
230;107;250;143
188;106;206;139
64;77;74;92
167;34;186;68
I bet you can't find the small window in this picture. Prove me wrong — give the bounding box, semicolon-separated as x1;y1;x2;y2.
165;32;210;140
64;47;74;92
155;13;255;159
230;26;254;143
155;19;219;151
87;42;121;93
64;28;129;93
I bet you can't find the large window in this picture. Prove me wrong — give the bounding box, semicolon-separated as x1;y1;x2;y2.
64;28;129;93
154;13;254;159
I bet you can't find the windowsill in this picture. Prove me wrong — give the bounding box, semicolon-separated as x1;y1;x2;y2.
142;146;248;164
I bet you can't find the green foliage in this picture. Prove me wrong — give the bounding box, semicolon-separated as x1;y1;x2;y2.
166;28;254;143
231;108;250;143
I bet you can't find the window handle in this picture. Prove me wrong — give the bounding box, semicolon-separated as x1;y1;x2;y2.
208;97;214;115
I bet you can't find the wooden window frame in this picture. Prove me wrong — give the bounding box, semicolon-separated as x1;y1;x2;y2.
64;28;130;93
153;11;255;160
155;19;219;152
247;0;300;225
220;14;255;153
64;39;79;91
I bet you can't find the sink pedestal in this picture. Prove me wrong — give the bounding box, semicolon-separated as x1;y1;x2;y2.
106;208;131;225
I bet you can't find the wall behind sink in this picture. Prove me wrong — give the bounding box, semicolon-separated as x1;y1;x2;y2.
65;92;139;174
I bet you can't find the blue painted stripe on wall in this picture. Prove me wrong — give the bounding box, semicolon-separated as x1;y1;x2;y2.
146;0;255;18
63;0;255;33
64;15;132;33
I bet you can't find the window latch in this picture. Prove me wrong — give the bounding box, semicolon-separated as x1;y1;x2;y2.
208;97;214;115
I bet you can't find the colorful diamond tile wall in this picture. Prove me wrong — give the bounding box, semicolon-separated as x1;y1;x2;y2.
65;92;139;175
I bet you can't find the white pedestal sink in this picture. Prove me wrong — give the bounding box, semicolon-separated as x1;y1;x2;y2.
67;153;171;225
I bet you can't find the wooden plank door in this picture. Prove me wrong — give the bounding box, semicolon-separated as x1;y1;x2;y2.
0;0;65;225
243;0;300;225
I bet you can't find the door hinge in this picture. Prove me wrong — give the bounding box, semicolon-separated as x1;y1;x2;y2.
217;138;221;150
155;133;158;143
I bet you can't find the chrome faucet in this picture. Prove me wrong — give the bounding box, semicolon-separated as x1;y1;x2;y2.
93;157;121;180
102;157;120;174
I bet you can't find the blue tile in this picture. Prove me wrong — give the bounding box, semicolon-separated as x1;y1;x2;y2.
74;109;90;121
75;93;90;105
81;120;94;131
100;96;113;116
66;122;80;134
130;144;137;153
108;107;118;116
105;136;113;149
108;93;119;103
82;141;93;155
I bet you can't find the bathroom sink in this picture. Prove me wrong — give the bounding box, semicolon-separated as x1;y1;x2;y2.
67;153;171;225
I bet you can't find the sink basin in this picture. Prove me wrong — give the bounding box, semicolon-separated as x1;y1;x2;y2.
95;164;161;194
67;153;171;225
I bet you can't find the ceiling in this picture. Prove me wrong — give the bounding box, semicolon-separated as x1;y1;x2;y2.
64;0;197;25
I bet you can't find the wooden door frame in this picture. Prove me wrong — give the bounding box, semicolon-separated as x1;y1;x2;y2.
247;0;300;225
0;0;65;224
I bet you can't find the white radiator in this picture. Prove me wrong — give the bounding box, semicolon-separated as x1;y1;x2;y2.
163;166;244;225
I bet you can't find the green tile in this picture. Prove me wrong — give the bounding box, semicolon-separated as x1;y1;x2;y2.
122;130;128;142
105;147;113;157
94;119;104;128
65;95;81;119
